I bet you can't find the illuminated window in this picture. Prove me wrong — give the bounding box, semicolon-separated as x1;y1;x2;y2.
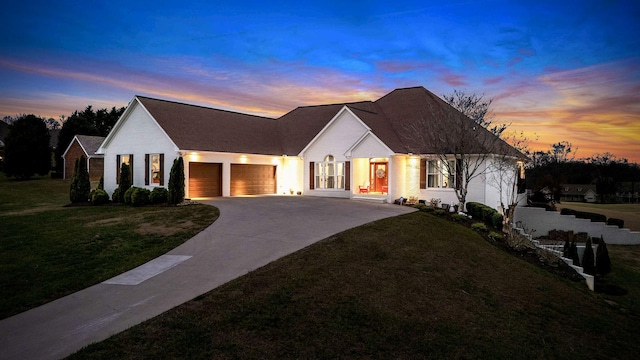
427;160;455;188
116;154;133;184
146;153;164;186
315;155;345;189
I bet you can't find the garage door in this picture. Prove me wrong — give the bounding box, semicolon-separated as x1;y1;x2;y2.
189;162;222;198
230;164;276;196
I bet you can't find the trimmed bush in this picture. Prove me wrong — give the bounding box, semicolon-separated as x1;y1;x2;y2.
570;242;580;266
596;236;611;276
582;238;595;275
575;211;606;223
150;187;169;204
70;156;91;203
168;157;185;205
452;214;468;222
97;175;104;190
489;231;503;240
112;188;121;203
471;222;487;232
491;212;503;231
560;208;577;216
607;218;624;228
91;189;109;205
131;187;151;207
124;186;136;205
420;206;435;213
118;163;131;203
434;209;447;216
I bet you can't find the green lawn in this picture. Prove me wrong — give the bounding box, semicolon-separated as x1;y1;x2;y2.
70;212;640;359
0;174;219;319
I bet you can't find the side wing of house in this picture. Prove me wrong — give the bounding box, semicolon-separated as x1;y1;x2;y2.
97;98;179;197
62;136;87;180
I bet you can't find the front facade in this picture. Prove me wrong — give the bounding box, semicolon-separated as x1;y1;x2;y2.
97;87;523;210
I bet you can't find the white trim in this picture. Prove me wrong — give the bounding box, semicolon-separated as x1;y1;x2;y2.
298;106;371;157
96;96;180;154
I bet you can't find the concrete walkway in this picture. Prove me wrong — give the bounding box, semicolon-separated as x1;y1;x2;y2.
0;196;414;360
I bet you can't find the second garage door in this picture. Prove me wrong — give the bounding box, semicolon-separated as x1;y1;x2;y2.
231;164;276;196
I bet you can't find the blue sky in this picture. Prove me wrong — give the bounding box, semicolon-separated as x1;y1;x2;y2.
1;0;639;161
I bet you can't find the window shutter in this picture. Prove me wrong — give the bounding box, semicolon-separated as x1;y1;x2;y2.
420;159;426;189
309;162;315;190
345;161;350;191
145;154;150;185
130;154;134;184
456;159;462;190
116;155;121;184
160;154;165;186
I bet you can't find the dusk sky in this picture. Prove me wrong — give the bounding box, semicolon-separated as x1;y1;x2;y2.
1;1;638;162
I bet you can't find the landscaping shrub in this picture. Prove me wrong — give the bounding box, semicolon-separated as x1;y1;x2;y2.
575;211;606;223
118;163;131;203
131;187;151;207
434;209;447;216
168;157;185;205
607;218;624;228
596;236;611;276
91;189;109;205
491;212;503;231
489;231;503;240
582;238;595;275
452;214;468;222
471;222;487;232
562;240;570;258
124;186;136;205
70;156;91;203
97;175;104;190
560;208;577;216
150;187;169;204
570;242;580;266
420;206;435;213
112;188;120;203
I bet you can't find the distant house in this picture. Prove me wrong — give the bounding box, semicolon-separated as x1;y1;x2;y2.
561;184;598;203
97;86;525;209
62;135;106;181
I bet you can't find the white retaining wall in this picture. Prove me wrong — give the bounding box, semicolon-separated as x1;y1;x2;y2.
514;206;640;245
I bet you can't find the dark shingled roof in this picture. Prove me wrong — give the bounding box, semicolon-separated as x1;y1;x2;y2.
134;87;525;159
75;135;106;156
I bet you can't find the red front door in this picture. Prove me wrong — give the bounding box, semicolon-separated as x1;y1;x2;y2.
370;162;388;193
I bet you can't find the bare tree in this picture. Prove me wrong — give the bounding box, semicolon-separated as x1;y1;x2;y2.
487;130;534;232
402;90;515;212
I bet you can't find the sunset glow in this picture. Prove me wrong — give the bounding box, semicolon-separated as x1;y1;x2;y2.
1;1;638;161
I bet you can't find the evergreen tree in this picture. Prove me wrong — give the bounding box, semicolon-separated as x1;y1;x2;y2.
168;157;185;204
70;156;91;202
3;115;51;179
97;175;104;190
582;238;595;275
118;163;131;203
596;236;612;276
570;241;580;267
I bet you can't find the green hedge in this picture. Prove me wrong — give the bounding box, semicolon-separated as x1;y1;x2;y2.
607;218;624;228
467;202;503;231
131;187;151;207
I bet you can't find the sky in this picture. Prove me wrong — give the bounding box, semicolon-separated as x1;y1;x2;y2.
1;0;639;162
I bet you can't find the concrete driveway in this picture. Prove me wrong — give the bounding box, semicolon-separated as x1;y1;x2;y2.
0;196;414;360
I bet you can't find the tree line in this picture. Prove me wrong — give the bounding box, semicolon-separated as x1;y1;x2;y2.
525;141;640;203
1;105;125;179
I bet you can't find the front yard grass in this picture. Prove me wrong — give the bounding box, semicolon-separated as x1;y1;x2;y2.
0;174;219;319
70;212;640;359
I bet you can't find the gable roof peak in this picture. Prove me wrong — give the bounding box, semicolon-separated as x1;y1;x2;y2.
135;95;275;121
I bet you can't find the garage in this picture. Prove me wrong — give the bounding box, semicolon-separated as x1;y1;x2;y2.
231;164;276;196
189;162;222;198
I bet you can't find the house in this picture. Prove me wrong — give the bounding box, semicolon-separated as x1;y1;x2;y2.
560;184;598;203
62;135;106;181
97;86;524;209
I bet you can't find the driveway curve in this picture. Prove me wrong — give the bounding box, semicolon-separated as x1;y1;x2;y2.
0;196;415;360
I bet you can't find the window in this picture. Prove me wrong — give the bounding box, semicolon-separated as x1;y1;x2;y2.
427;160;455;188
315;155;345;189
116;154;133;184
145;153;164;186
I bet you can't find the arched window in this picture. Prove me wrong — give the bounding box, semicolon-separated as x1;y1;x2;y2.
315;154;345;189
